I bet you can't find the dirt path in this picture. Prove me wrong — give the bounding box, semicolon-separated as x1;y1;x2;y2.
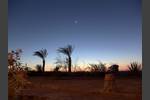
20;77;141;100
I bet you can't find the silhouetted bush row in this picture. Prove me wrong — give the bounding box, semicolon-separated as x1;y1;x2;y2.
27;71;142;78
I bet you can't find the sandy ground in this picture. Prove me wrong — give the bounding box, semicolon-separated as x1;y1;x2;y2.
16;76;142;100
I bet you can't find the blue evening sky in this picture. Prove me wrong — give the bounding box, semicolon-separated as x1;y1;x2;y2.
8;0;142;70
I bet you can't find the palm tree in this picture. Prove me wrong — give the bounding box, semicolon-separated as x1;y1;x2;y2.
33;49;48;72
57;45;74;72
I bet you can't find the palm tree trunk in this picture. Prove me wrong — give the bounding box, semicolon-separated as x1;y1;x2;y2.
68;56;71;72
43;60;45;72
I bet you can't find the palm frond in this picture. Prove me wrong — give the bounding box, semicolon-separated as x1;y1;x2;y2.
40;49;48;58
33;51;44;59
33;49;48;59
57;45;74;57
57;48;69;56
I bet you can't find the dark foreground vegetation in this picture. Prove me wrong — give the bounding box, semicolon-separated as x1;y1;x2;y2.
27;71;106;78
27;71;142;79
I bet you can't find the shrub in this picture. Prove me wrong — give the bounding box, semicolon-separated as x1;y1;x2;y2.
89;62;106;72
36;64;42;72
128;62;142;72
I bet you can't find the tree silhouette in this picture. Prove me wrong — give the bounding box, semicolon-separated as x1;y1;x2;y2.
57;45;74;72
33;49;48;72
128;62;142;73
8;49;22;70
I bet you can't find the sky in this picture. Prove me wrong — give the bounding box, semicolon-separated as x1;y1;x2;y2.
8;0;142;71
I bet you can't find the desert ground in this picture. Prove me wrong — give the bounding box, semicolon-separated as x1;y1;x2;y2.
16;76;141;100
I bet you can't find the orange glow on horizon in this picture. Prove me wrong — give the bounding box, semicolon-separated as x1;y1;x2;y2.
27;62;135;71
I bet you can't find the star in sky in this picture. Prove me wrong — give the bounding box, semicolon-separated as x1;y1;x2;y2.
74;20;78;24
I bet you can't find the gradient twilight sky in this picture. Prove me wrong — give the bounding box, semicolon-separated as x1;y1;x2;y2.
8;0;142;70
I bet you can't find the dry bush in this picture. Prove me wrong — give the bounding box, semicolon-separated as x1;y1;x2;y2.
8;68;33;99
